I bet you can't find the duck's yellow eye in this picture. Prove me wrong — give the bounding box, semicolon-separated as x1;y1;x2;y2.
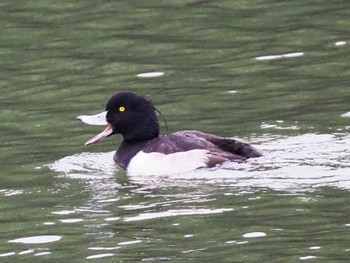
119;106;125;112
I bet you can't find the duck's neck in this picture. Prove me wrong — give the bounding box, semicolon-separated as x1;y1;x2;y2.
123;129;159;141
114;140;148;169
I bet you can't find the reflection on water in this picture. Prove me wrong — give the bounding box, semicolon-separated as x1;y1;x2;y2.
9;236;62;244
342;111;350;117
124;208;234;222
255;51;304;61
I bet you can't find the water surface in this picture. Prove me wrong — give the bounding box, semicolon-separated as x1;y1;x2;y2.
1;0;350;262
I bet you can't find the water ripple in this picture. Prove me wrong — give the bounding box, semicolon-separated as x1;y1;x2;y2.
124;208;233;222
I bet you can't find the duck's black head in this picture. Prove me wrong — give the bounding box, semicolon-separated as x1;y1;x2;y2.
106;92;159;141
78;92;159;145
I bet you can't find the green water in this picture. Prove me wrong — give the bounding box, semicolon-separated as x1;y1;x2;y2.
1;0;350;262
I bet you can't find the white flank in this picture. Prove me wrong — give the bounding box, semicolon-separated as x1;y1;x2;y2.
127;149;209;176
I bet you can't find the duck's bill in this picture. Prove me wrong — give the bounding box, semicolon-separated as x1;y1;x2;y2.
83;123;113;146
76;111;112;146
76;111;108;125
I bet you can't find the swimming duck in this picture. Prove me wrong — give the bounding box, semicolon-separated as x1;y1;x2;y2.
77;91;261;175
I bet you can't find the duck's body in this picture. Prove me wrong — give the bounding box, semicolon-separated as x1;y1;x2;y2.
77;92;261;175
116;130;260;175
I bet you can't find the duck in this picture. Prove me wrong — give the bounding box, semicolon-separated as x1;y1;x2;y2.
77;91;261;175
